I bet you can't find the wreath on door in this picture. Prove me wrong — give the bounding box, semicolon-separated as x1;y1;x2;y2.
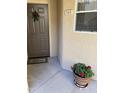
32;11;40;22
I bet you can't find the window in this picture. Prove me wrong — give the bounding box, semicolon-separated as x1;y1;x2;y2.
75;0;97;32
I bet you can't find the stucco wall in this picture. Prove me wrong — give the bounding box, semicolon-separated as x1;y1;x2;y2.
57;0;63;64
27;0;48;4
48;0;58;57
58;0;97;80
27;0;58;57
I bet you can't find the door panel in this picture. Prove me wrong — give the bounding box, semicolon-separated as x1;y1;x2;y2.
27;4;49;58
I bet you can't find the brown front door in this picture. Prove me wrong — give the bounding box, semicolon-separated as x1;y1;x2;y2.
27;4;49;58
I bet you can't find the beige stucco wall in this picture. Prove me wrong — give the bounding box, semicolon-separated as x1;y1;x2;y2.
58;0;97;80
48;0;58;57
27;0;58;57
27;0;48;4
57;0;63;64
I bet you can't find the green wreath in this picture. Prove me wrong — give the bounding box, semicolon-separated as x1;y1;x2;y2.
32;11;40;22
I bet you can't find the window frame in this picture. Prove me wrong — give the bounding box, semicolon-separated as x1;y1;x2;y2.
73;0;97;34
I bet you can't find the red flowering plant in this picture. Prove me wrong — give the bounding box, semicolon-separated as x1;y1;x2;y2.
72;63;94;78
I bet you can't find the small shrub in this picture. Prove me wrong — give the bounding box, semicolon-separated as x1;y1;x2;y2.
72;63;94;78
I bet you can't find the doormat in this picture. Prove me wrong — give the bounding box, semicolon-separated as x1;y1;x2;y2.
28;58;48;64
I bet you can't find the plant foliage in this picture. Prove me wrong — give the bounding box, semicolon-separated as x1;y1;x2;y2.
72;63;94;78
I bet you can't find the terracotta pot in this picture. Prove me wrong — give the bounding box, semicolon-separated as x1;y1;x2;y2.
73;73;91;86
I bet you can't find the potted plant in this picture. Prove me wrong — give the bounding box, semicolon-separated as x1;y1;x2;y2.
71;63;94;88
